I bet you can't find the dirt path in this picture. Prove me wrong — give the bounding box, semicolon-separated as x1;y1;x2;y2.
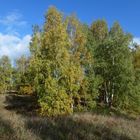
0;94;40;140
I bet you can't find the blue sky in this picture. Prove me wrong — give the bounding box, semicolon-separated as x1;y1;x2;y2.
0;0;140;61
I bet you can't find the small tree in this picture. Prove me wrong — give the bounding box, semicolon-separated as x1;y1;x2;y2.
0;56;12;93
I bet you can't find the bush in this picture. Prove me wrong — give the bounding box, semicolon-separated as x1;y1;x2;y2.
19;85;33;95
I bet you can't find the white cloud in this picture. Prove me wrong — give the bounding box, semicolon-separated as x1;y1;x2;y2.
0;10;27;35
0;33;31;61
0;10;31;63
133;37;140;45
0;11;26;26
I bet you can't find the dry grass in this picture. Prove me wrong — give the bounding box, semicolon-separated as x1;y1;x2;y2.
0;94;140;140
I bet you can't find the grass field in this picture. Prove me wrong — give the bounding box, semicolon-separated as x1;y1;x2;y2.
0;94;140;140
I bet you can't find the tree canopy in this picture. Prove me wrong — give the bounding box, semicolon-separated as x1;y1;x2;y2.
0;7;139;116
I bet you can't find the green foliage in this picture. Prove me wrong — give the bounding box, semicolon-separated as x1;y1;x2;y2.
91;19;108;42
27;8;140;116
29;7;99;116
66;16;98;111
0;6;139;116
132;45;140;113
14;55;29;84
12;55;34;95
30;7;73;116
18;85;33;95
0;56;12;93
90;20;138;111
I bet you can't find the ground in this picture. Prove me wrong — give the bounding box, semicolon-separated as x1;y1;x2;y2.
0;94;140;140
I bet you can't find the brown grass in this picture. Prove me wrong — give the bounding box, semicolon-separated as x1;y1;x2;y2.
0;94;140;140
